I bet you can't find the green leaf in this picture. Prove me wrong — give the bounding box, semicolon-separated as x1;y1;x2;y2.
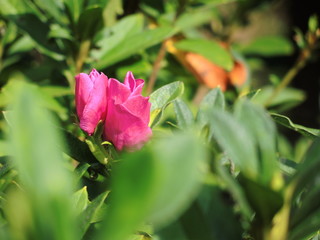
64;0;84;23
32;0;64;23
0;81;67;118
48;24;74;40
271;113;320;138
175;39;234;71
238;36;294;57
0;158;13;178
8;13;64;60
173;98;194;129
216;162;253;219
239;175;283;225
289;207;320;240
93;13;144;58
73;186;89;215
77;6;103;40
0;140;11;157
290;184;320;232
208;109;259;179
8;82;77;239
79;190;109;238
74;162;90;182
103;0;123;27
235;100;279;185
175;9;214;31
252;86;305;111
196;88;225;129
149;81;184;127
97;131;207;240
60;130;97;164
290;138;320;201
308;15;318;32
7;35;34;55
93;26;175;69
40;85;73;97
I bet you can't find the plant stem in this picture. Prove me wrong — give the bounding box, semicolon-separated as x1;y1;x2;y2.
76;39;91;74
146;39;168;95
264;32;317;106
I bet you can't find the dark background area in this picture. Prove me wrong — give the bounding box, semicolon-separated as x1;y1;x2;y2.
289;0;320;128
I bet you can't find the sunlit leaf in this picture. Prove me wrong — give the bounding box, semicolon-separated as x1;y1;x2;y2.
149;81;184;127
93;26;175;69
8;82;77;239
175;39;234;71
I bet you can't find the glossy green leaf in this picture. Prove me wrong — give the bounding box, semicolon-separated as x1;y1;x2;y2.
93;26;175;69
271;113;320;138
238;36;294;56
173;98;194;129
208;109;258;179
98;131;207;240
8;82;77;240
149;81;184;127
175;39;234;71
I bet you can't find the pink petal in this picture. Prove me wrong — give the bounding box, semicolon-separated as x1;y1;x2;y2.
79;73;108;135
108;78;131;104
89;69;100;80
124;71;145;96
123;95;151;125
75;73;94;119
124;71;136;91
104;101;152;150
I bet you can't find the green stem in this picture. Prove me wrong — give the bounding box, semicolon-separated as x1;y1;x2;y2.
146;40;168;95
264;52;308;106
264;31;318;106
86;135;111;166
76;39;91;74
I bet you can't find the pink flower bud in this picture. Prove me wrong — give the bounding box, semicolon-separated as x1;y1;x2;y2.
75;69;108;135
104;72;152;151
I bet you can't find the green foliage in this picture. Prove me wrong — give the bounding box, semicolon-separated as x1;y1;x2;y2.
1;1;320;240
